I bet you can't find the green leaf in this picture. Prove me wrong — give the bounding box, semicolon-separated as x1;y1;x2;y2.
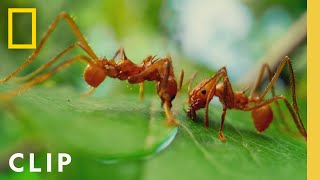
0;84;306;180
143;112;306;180
0;84;177;161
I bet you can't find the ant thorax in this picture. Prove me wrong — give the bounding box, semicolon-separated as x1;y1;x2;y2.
117;59;146;80
215;83;249;109
233;91;249;109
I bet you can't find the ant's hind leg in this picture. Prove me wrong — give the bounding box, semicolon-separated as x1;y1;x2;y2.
243;95;307;141
1;12;98;83
1;56;91;99
12;42;87;82
250;63;291;133
256;57;306;139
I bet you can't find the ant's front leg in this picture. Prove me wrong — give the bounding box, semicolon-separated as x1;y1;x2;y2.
216;70;233;141
216;79;228;142
218;105;227;141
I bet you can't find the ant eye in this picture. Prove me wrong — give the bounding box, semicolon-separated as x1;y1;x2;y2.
201;89;206;95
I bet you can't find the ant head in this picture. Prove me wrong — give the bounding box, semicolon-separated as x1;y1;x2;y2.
157;78;177;108
83;61;107;88
188;78;217;111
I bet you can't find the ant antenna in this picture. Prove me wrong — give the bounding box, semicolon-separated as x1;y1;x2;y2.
187;72;198;94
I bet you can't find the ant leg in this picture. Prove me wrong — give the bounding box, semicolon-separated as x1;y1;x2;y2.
112;48;127;60
204;74;223;128
178;70;184;92
250;63;291;132
121;48;127;60
219;105;227;141
127;58;179;126
128;59;169;83
142;55;156;66
242;95;307;140
127;56;172;91
187;72;198;94
164;101;179;126
1;56;91;98
175;70;185;99
51;12;98;60
159;55;172;91
161;56;179;126
250;64;275;96
204;67;231;128
167;69;184;119
257;56;306;139
128;58;171;98
0;12;97;83
81;87;96;97
114;49;144;101
12;42;88;82
204;67;234;140
205;88;214;127
220;68;235;106
259;57;297;100
139;82;144;101
217;76;233;141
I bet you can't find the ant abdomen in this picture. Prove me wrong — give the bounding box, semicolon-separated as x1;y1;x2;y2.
83;64;107;87
251;105;273;132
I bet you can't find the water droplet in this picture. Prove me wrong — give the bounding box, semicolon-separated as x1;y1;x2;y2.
99;127;178;164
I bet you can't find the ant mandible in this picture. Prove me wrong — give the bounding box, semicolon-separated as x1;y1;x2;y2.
186;56;307;142
0;12;183;126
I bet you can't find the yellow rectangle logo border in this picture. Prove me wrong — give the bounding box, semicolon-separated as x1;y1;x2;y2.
8;8;37;49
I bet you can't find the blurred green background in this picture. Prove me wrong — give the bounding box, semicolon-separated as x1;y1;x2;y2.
0;0;306;180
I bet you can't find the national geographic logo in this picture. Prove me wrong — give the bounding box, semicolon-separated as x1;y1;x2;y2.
8;8;36;49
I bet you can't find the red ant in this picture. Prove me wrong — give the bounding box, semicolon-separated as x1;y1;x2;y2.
186;56;307;142
0;12;183;126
